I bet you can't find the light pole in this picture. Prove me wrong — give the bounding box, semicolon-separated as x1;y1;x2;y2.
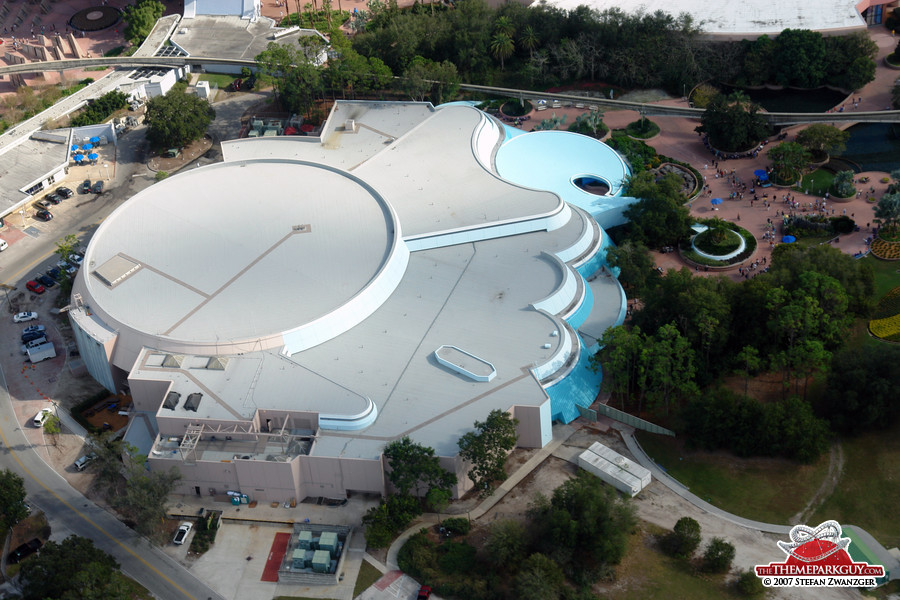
19;208;26;228
103;163;110;181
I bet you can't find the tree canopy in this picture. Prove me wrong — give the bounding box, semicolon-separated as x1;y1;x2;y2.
0;468;28;533
767;142;810;184
19;535;122;600
457;409;519;496
795;124;849;160
621;171;693;248
819;345;900;434
383;436;456;497
123;0;165;46
145;89;215;149
698;93;770;153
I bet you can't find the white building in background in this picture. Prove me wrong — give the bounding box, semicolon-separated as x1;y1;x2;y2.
184;0;261;20
68;101;634;502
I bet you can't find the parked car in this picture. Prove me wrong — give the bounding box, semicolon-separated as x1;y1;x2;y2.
57;261;77;276
69;254;84;267
74;453;96;471
81;179;92;194
33;408;52;427
13;311;38;323
7;538;43;564
45;192;61;204
35;199;53;210
21;331;46;344
47;267;62;281
417;585;432;600
25;280;45;294
37;274;56;288
35;209;53;221
57;187;73;199
22;325;45;336
173;522;192;545
92;181;103;194
0;239;7;251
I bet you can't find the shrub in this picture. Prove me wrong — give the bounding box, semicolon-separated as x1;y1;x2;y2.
626;118;659;139
437;541;477;574
362;494;422;549
661;517;701;558
736;569;765;596
442;517;470;536
155;171;169;181
703;537;736;573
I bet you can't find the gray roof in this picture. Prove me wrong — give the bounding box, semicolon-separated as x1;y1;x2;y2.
173;15;326;61
0;134;70;217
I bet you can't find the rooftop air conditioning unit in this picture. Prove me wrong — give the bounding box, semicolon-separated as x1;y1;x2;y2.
345;119;357;132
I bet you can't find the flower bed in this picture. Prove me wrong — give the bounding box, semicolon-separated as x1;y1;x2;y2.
681;222;757;267
694;228;742;255
874;286;900;319
870;238;900;260
869;314;900;342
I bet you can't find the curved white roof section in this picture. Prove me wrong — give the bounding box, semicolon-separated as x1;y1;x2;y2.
80;159;406;353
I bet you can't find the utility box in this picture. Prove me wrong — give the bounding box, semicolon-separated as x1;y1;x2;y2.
311;550;330;573
297;530;313;550
319;531;338;556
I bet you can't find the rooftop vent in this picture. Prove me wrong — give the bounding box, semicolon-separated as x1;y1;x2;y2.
185;393;203;412
93;254;142;289
161;354;184;368
163;391;181;410
206;356;228;370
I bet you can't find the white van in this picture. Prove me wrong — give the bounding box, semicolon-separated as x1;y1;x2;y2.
0;239;8;251
33;408;52;427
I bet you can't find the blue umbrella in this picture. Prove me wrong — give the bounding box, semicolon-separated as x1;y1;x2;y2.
82;143;93;151
782;235;796;243
70;144;79;152
73;154;84;162
757;172;769;181
88;153;99;161
754;169;768;177
89;136;100;144
710;198;723;206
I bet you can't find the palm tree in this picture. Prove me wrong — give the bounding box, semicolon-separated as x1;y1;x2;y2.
520;25;538;58
490;32;515;71
494;16;515;37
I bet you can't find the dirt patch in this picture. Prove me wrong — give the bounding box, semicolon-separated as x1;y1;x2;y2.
790;442;845;525
148;135;213;173
720;371;789;404
8;513;50;551
79;393;132;431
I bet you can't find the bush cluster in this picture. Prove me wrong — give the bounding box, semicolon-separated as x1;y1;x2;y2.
70;91;128;127
188;511;221;555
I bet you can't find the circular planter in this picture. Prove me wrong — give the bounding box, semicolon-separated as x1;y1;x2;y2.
499;100;533;119
691;228;746;260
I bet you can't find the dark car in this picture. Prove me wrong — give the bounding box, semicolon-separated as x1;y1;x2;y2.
81;179;92;194
26;280;45;294
7;538;43;564
47;267;62;281
37;274;56;288
35;209;52;221
57;187;73;199
45;192;61;204
92;181;103;194
21;330;46;344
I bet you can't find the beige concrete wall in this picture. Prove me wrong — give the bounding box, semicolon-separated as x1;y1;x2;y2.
128;377;171;412
299;455;385;498
154;456;242;497
234;457;302;502
512;403;545;448
254;409;318;433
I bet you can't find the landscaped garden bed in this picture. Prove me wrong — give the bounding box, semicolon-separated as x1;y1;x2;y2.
869;286;900;342
870;238;900;260
681;221;757;267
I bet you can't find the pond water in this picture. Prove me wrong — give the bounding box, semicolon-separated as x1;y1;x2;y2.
720;85;847;113
834;124;900;174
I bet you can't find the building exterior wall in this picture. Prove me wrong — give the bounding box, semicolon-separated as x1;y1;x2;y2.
513;400;552;449
70;315;117;392
129;377;172;412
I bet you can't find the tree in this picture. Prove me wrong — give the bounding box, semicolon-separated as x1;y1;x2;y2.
362;494;422;548
383;436;456;497
698;92;769;152
662;516;701;558
766;142;810;185
515;553;564;600
43;414;61;448
604;240;660;298
736;568;766;597
122;0;165;46
591;325;647;411
795;124;849;161
484;519;529;568
145;89;215;149
0;469;28;533
457;409;519;497
875;192;900;236
622;171;693;248
528;473;634;580
19;535;120;600
490;32;515;71
820;345;900;434
55;234;80;264
703;537;736;573
733;345;761;397
832;170;855;198
644;323;698;415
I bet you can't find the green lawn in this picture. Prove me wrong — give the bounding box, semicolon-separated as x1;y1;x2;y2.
602;524;740;600
810;418;900;549
354;560;383;597
799;169;834;196
860;255;900;299
636;432;830;525
198;73;238;88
